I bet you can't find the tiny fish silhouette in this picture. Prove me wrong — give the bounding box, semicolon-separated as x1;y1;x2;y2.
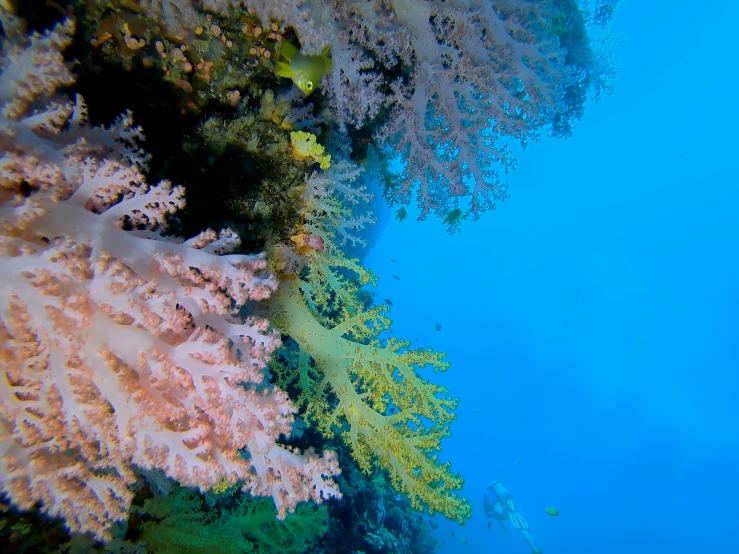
392;274;400;280
435;321;442;331
384;298;393;306
390;258;397;262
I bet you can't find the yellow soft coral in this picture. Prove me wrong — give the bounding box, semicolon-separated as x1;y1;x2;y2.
268;150;468;523
270;276;470;523
289;130;331;169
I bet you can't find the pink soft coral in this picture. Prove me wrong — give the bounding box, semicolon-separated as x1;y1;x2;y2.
0;19;340;541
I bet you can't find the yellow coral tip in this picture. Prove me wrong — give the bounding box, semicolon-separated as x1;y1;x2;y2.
289;131;331;169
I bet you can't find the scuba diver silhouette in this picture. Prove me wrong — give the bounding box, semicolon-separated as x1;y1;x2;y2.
483;481;542;553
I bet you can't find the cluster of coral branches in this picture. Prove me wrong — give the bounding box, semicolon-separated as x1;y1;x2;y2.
148;0;619;222
0;19;339;541
0;0;619;545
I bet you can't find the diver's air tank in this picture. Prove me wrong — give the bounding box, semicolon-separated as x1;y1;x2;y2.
483;481;514;520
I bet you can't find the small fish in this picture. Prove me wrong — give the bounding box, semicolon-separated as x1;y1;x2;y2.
443;207;463;230
487;521;492;530
390;258;397;262
473;409;480;414
517;459;522;465
428;520;438;530
392;274;400;280
274;41;332;96
435;321;442;331
545;507;559;516
450;532;455;537
395;206;407;222
384;298;393;306
460;537;468;544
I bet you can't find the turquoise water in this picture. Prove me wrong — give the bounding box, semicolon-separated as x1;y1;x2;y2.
366;1;739;552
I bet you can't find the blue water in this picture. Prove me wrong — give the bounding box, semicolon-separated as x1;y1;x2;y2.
366;1;739;552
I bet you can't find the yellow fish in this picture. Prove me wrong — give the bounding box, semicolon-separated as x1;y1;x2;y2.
275;41;332;96
545;507;560;516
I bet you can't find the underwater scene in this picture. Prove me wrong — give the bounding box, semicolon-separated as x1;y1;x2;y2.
0;0;737;553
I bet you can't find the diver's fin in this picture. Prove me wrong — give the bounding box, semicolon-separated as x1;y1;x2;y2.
280;40;299;60
274;61;292;78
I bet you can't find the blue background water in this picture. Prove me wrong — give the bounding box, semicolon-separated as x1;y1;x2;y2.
365;1;739;552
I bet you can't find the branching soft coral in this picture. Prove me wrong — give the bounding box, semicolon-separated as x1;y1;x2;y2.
266;138;467;521
0;18;341;540
201;0;621;225
270;153;377;327
136;487;328;554
270;276;469;523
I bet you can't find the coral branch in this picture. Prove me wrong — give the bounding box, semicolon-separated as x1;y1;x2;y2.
0;19;340;541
